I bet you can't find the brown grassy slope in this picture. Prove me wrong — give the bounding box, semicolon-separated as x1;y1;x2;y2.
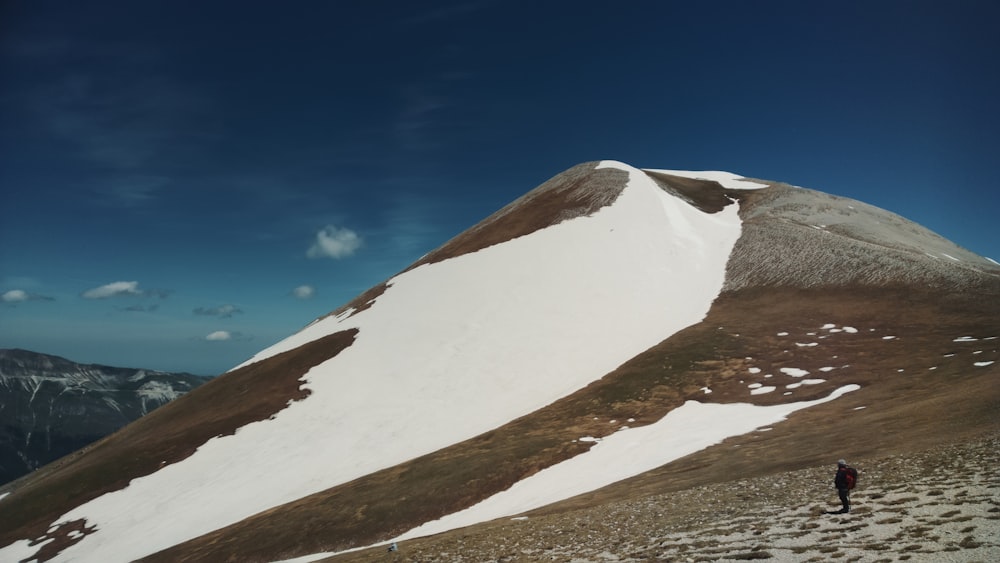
539;287;1000;512
0;329;359;557
142;286;999;562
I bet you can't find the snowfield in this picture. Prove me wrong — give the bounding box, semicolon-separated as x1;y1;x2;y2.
0;162;852;562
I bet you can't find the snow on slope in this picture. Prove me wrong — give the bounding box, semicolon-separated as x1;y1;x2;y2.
287;385;860;561
1;161;746;562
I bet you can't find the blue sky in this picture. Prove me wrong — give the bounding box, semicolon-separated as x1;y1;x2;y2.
2;1;998;375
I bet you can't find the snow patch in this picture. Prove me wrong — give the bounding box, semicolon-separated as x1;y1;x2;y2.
137;380;181;404
750;386;776;395
780;367;809;377
387;385;860;547
974;361;995;367
785;379;824;388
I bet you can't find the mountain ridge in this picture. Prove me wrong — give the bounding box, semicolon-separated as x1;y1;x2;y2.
0;348;209;487
0;161;996;562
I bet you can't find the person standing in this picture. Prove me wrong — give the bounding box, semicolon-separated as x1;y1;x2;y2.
833;459;857;513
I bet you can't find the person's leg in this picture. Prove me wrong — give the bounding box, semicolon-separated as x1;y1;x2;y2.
838;488;850;513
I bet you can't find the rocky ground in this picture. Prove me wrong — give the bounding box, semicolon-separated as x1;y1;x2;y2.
329;432;999;562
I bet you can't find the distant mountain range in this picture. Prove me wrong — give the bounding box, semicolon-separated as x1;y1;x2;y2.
1;161;997;562
0;348;209;486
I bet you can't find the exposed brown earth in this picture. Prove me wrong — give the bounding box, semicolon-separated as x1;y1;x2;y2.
643;170;741;214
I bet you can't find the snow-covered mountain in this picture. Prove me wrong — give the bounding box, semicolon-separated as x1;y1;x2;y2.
0;349;208;486
1;161;997;562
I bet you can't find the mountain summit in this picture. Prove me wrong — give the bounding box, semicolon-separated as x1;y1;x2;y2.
1;161;997;562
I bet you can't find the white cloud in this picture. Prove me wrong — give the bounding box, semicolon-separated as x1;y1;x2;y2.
82;281;143;299
2;290;29;302
292;285;315;299
2;289;55;303
205;331;231;341
307;225;362;259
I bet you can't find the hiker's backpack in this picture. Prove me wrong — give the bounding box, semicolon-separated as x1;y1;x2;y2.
845;466;858;490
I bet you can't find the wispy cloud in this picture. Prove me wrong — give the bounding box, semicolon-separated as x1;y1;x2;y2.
307;225;363;259
194;304;244;318
81;281;144;299
382;190;459;256
395;84;449;151
80;281;169;300
291;285;316;299
1;289;55;303
97;175;171;207
32;72;209;177
121;304;159;312
7;32;214;207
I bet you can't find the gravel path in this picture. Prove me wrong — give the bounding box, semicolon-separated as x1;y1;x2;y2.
331;433;999;562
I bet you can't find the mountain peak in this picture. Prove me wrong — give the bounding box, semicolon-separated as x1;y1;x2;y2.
1;161;996;563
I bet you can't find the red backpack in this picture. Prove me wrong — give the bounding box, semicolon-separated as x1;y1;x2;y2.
844;466;858;489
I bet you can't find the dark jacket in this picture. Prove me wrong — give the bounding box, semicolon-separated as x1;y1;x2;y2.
834;466;852;489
